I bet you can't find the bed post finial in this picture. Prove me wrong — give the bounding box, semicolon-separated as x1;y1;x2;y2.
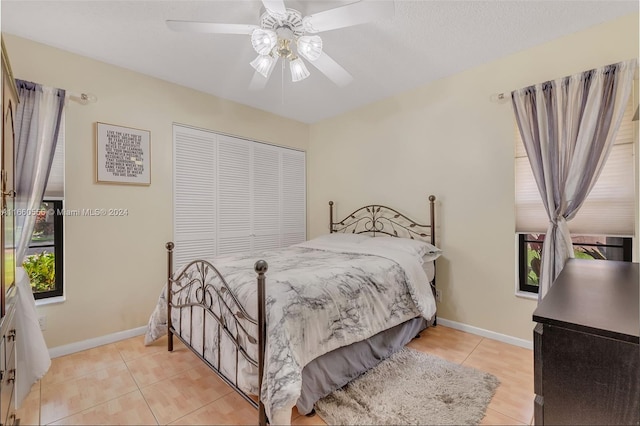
428;195;436;202
166;241;175;352
255;260;269;426
329;201;334;233
255;260;268;274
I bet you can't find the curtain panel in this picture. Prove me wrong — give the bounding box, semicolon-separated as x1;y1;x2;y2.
13;79;65;408
14;79;65;262
511;59;636;300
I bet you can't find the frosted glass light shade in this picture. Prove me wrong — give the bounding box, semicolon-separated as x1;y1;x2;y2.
297;35;323;61
250;55;276;78
251;29;277;55
289;58;310;82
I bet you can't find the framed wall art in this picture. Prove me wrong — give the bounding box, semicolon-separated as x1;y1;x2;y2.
96;122;151;185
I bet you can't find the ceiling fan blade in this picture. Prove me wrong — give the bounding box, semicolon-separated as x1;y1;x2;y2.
303;0;394;33
166;20;258;35
249;71;270;90
307;52;353;87
262;0;287;18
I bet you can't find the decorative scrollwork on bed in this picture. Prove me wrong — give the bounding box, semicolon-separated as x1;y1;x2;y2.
329;195;436;245
165;242;267;419
163;196;437;426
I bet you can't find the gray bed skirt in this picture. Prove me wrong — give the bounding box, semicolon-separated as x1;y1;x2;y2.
296;316;431;414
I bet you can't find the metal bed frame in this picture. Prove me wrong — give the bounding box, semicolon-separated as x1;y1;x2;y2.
165;195;436;425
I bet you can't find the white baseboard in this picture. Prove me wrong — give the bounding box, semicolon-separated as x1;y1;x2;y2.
49;326;147;358
436;317;533;350
48;319;532;359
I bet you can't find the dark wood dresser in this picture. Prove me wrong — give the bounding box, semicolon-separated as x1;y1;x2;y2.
532;259;639;425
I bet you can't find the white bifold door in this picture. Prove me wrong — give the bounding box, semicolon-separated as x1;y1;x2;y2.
173;125;306;269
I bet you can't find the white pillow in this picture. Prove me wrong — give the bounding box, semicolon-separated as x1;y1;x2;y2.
361;236;441;260
311;233;372;244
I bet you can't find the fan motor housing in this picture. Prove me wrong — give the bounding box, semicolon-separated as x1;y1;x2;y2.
260;8;305;38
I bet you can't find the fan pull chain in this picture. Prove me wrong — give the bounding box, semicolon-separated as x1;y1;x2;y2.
281;58;285;104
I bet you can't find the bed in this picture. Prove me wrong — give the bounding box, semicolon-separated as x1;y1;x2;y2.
145;195;440;425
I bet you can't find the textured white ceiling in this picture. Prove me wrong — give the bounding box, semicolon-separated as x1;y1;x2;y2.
2;1;637;123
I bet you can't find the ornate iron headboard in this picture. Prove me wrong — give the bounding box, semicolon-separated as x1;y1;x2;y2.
329;195;436;245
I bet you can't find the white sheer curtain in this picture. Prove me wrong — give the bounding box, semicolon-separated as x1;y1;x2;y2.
13;79;65;407
511;59;635;300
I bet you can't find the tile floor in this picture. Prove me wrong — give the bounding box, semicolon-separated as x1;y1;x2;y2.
17;325;535;425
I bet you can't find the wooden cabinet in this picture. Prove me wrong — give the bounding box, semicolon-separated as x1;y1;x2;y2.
1;37;19;426
0;307;16;426
532;259;639;425
1;37;17;313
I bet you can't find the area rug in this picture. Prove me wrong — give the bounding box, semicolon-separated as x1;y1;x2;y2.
315;347;499;425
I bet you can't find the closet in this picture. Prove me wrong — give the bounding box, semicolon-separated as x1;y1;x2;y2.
173;125;306;268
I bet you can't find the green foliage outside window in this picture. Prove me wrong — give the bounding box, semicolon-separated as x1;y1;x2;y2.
32;209;54;242
526;247;541;286
525;234;601;287
23;251;56;292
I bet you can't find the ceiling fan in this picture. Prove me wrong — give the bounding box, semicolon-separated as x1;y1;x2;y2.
166;0;394;89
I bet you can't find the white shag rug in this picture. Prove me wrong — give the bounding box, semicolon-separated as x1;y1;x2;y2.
315;347;499;425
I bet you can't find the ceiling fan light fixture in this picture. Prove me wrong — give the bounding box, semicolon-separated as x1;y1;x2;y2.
251;28;277;55
289;57;310;82
297;35;323;61
250;54;276;78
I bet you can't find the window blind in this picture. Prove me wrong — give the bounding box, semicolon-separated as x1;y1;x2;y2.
515;90;636;236
45;112;65;198
14;95;64;198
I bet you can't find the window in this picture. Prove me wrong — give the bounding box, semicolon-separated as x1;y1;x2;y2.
515;85;637;294
518;234;632;293
24;200;63;299
23;114;64;299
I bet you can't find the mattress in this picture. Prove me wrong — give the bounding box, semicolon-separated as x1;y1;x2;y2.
145;237;440;423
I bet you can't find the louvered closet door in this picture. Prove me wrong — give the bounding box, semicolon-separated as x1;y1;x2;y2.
281;149;306;247
252;144;281;252
173;126;216;269
217;135;252;255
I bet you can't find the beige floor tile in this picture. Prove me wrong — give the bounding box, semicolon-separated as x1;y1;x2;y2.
481;407;527;425
407;325;483;364
48;390;157;425
291;406;304;421
141;364;233;424
114;334;167;362
30;326;534;426
170;392;257;425
43;344;125;386
40;363;138;425
292;411;327;425
16;380;40;426
125;345;201;387
463;337;534;424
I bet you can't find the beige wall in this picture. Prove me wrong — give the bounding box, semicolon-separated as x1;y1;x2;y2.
4;12;638;348
4;34;309;348
307;13;639;341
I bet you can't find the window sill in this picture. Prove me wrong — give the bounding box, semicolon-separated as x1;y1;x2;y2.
515;290;538;301
35;295;66;307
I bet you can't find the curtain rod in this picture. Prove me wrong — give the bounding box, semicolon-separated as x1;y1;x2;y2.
490;92;509;103
491;59;639;104
67;91;97;105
